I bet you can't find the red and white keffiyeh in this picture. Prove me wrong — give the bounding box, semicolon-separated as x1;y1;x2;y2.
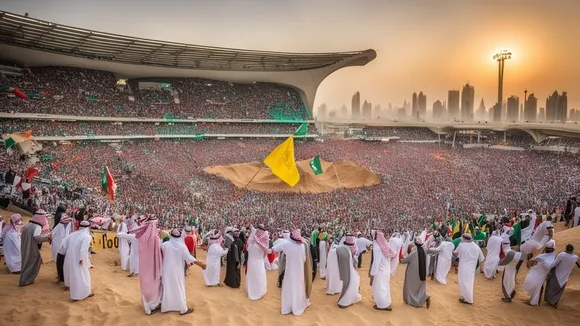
253;228;270;255
30;209;50;236
375;231;396;258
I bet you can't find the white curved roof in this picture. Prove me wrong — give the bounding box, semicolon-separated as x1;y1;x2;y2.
0;11;377;113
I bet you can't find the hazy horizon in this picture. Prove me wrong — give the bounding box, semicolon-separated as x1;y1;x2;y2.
2;0;580;116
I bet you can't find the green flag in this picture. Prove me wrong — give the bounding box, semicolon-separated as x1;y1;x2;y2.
510;221;522;246
477;213;486;227
309;155;323;175
294;123;308;136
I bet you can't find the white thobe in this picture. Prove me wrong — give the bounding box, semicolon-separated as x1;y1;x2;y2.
454;241;484;304
429;241;454;284
370;245;392;309
319;240;327;279
483;235;502;279
3;231;22;273
523;252;556;305
116;222;130;271
388;236;403;275
338;249;362;307
117;232;139;274
66;229;93;300
502;251;522;297
271;240;310;316
160;238;196;313
51;222;72;261
325;244;342;295
547;252;579;287
246;242;267;300
203;243;228;286
520;214;537;244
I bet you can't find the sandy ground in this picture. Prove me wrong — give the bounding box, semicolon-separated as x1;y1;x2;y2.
0;209;578;326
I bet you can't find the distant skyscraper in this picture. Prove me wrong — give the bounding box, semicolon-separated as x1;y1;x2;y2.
418;92;427;119
340;105;348;117
558;92;568;121
403;100;410;113
432;100;445;120
545;91;567;121
461;83;475;121
524;93;538;121
477;98;486;120
351;92;361;118
412;92;418;119
317;103;328;118
539;107;545;121
362;100;372;118
492;103;502;122
506;96;519;121
374;104;381;117
447;90;460;119
387;103;393;112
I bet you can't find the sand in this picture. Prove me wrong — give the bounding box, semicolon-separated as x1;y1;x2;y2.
205;158;381;193
0;209;579;326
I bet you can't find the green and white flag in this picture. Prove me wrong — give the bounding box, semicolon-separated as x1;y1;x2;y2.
309;155;323;175
294;123;308;136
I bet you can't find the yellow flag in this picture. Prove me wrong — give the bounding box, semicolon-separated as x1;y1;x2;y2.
263;136;300;186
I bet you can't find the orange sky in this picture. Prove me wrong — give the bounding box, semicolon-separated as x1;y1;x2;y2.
3;0;580;115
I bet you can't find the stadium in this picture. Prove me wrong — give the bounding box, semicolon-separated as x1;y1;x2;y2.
0;9;580;326
0;10;579;232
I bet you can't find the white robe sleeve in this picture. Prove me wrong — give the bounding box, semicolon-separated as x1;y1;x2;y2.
271;242;285;253
546;254;562;270
182;245;197;265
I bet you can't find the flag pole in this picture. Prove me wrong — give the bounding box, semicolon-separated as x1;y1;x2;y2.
242;164;264;189
332;163;342;188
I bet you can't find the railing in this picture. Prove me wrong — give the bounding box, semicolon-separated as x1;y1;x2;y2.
0;112;315;124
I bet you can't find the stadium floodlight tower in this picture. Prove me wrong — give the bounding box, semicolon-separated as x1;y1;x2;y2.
493;50;512;116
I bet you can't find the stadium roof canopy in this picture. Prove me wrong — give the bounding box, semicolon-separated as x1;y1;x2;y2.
0;11;376;111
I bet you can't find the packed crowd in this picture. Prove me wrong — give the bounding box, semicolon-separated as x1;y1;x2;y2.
0;66;309;120
2;139;579;233
0;120;317;137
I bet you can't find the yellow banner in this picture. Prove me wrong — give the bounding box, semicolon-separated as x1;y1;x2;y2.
91;231;119;251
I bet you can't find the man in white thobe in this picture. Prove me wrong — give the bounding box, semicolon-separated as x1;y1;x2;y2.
116;216;130;272
388;233;404;275
523;240;557;306
355;233;373;269
454;233;484;305
337;234;362;308
520;215;554;268
269;229;311;316
203;232;228;287
0;214;23;273
370;231;396;311
483;231;502;279
544;244;578;308
117;217;139;277
161;229;206;315
51;214;73;260
428;237;455;284
498;249;522;303
246;225;268;300
319;234;328;280
325;236;342;295
65;220;94;301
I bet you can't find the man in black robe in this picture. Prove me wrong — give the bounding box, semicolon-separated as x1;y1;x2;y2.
224;228;244;288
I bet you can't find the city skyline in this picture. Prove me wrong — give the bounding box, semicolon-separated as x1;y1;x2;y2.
2;0;580;115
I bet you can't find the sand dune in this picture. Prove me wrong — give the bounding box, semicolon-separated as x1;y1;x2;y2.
204;158;380;193
0;209;579;326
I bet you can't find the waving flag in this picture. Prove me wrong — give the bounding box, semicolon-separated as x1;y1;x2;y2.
101;166;117;201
